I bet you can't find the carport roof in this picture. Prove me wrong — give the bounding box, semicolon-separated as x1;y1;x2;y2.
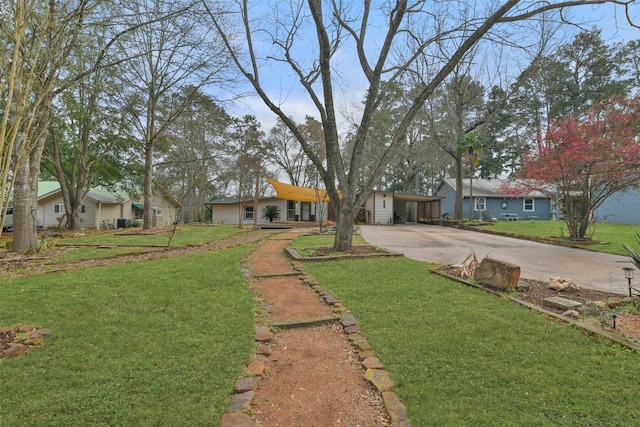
372;189;441;202
391;193;442;202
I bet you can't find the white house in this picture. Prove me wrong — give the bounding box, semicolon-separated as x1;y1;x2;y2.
205;196;328;226
37;181;181;229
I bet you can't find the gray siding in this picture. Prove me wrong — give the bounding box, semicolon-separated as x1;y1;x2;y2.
436;179;553;220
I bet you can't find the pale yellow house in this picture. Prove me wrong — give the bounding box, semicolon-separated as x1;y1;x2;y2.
37;181;181;229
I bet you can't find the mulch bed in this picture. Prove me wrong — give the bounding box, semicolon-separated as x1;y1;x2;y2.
514;278;626;312
440;266;640;343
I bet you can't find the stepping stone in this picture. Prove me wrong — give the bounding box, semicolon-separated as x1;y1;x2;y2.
543;296;583;310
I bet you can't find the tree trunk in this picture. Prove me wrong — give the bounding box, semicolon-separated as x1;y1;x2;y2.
454;155;464;220
332;198;360;251
143;142;154;229
12;159;37;252
12;92;50;252
333;212;355;251
253;161;260;226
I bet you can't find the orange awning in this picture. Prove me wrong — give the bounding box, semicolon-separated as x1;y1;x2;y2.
266;178;339;202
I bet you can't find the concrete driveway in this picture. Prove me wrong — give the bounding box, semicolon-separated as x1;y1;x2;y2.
359;224;635;295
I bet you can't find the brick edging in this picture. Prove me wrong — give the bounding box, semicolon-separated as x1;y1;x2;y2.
221;248;412;427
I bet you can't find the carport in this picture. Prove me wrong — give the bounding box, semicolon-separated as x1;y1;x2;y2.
364;191;441;224
392;194;442;223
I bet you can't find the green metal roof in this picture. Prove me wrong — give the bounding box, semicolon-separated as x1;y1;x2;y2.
37;181;133;203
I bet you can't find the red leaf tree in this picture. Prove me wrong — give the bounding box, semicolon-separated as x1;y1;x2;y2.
511;95;640;240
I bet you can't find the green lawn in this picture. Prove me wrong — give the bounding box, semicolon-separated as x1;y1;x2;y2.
4;227;640;425
0;244;255;426
288;233;368;249
55;224;246;246
303;256;640;426
41;224;249;263
476;220;640;256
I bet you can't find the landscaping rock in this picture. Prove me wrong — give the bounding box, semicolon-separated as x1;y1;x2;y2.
473;257;520;290
253;331;274;342
362;357;384;369
348;334;371;351
543;296;583;310
562;309;580;319
23;334;44;346
382;391;409;424
234;376;260;393
341;312;357;327
244;361;265;376
359;349;376;360
226;391;255;413
0;343;28;358
365;369;394;392
549;277;579;292
344;324;360;334
323;294;338;305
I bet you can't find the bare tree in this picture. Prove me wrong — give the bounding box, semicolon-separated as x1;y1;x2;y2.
160;1;640;249
265;116;324;187
114;0;231;230
155;89;233;223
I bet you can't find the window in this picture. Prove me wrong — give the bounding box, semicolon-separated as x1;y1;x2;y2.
287;201;295;220
81;205;86;213
54;204;64;213
523;198;534;212
244;206;254;220
474;197;486;211
153;208;162;216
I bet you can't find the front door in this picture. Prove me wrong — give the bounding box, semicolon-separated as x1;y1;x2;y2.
301;202;311;221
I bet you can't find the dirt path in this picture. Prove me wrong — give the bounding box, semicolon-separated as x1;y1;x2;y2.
221;231;406;427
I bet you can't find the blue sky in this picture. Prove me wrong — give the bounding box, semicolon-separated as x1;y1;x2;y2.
225;2;640;134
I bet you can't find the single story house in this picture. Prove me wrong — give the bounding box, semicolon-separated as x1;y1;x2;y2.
435;178;556;221
205;196;328;225
206;190;442;226
37;181;181;229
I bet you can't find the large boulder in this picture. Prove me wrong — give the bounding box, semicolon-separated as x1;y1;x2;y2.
473;257;521;290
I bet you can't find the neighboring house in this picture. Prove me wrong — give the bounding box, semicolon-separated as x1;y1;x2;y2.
205;197;328;225
37;181;181;229
364;190;441;224
205;190;442;226
594;189;640;224
436;178;556;221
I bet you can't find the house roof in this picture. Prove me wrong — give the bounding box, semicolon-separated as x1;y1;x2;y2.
37;181;181;206
439;178;549;198
38;181;130;203
205;196;280;206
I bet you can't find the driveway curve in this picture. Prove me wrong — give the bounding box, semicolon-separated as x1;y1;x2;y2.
360;224;635;295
